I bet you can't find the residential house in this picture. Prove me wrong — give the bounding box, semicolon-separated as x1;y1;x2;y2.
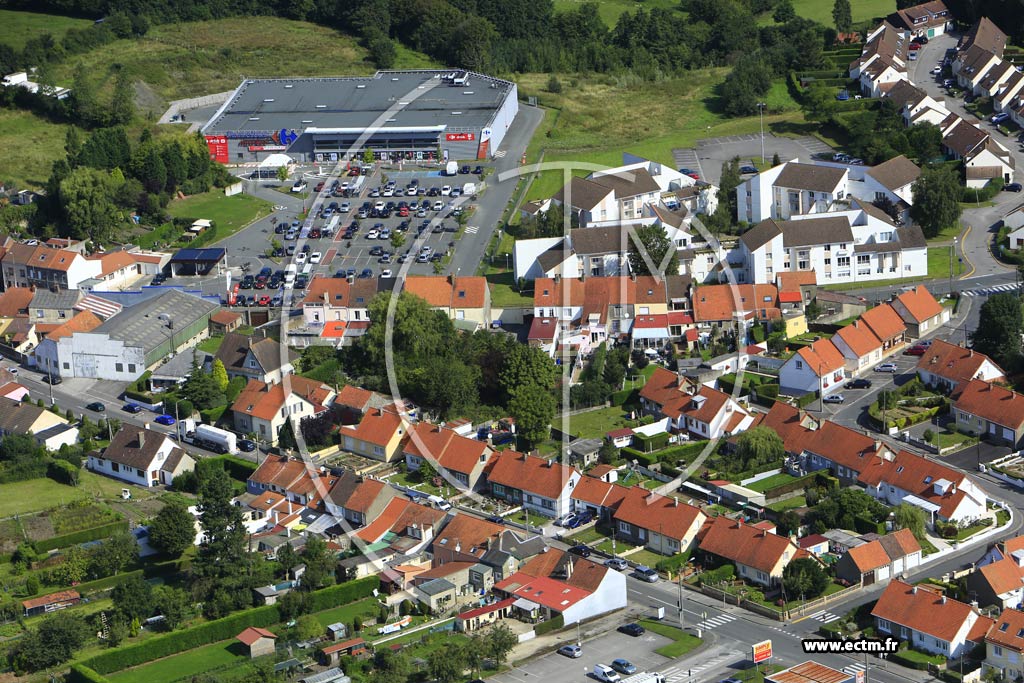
692;283;780;327
942;118;1015;186
697;516;817;587
413;562;494;605
736;161;849;224
778;338;847;397
953;379;1024;448
611;486;706;556
834;528;922;586
966;541;1024;609
890;285;949;338
298;276;381;346
994;70;1024;113
430;514;508;565
231;377;335;445
494;547;627;626
246;455;335;506
849;23;908;80
884;81;949;127
338;407;406;463
887;1;952;38
334;385;393;423
861;155;920;221
872;580;993;658
0;243;101;290
403;422;493;490
550;160;692;228
324;471;399;529
830;320;884;375
403;275;491;329
984;608;1024;681
570;477;630;522
0;397;78;450
351;497;446;555
215;332;296;384
28;289;82;323
639;367;754;438
485;451;581;518
859;302;907;352
1004;203;1024;235
88;424;195;488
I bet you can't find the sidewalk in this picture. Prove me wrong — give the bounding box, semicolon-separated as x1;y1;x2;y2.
508;604;668;663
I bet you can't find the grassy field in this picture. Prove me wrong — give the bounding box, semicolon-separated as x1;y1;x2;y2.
519;69;803;201
0;10;92;50
0;478;88;517
638;618;703;658
560;405;635;439
552;0;681;26
166;191;273;241
486;271;534;308
744;472;797;493
108;640;246;683
0;109;70;190
49;16;436;105
789;0;895;27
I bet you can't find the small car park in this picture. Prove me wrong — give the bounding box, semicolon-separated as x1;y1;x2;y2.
617;624;645;638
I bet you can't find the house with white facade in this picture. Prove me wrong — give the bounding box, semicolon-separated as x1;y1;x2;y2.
848;23;909;97
831;320;884;374
834;529;922;587
873;580;993;658
485;451;581;519
698;516;820;587
860;155;920;221
779;338;847;397
639;366;754;438
953;379;1024;449
890;285;949;338
736;160;849;224
984;608;1024;681
887;1;952;39
88;424;195;488
916;340;1005;392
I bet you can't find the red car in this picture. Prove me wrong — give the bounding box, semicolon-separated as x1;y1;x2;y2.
257;295;271;306
315;182;325;192
904;345;927;356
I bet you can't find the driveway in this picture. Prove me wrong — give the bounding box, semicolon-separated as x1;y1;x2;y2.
674;134;831;186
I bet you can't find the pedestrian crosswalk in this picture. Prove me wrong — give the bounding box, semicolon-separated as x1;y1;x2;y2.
464;225;479;234
807;609;843;624
695;613;737;631
493;149;507;158
962;283;1019;297
843;662;868;676
661;651;737;682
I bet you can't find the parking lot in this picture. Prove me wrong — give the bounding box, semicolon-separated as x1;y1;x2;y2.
489;629;673;683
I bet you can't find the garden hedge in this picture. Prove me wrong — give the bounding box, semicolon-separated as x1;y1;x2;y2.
854;514;885;535
35;520;128;553
204;454;257;482
534;614;564;635
83;576;380;674
621;447;657;467
66;664;112;683
654;550;691;575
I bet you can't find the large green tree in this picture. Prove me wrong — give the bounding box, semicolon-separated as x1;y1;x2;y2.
627;224;680;276
508;383;555;447
193;467;252;606
299;535;336;591
59;167;122;243
893;503;926;541
832;0;852;32
734;426;784;473
149;503;197;557
782;557;829;599
112;574;154;622
971;292;1023;369
8;612;90;672
909;164;962;239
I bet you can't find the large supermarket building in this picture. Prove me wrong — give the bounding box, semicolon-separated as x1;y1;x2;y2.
200;70;519;165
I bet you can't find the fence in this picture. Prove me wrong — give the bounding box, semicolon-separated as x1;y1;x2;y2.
694;580;862;622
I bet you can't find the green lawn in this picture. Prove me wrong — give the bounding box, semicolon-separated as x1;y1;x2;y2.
486;271;534;308
108;640;246;683
824;247;963;292
767;495;806;512
313;598;378;629
628;549;667;568
637;619;703;658
933;429;977;452
744;472;796;493
560;405;635;440
197;335;225;354
0;109;70;190
0;9;92;50
0;478;89;517
568;526;606;544
166;191;273;243
789;0;894;27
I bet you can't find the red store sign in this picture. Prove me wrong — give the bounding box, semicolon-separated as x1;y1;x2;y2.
445;132;476;141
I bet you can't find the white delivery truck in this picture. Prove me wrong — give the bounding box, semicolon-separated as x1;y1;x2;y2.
446;161;459;176
462;182;476;195
178;418;238;454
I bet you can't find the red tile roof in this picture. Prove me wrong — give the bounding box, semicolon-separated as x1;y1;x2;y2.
846;539;895;573
3;243;82;272
232;377;332;421
872;580;981;642
796;339;846;376
486;451;578;499
698;516;806;574
458;597;516;621
860;304;906;341
986;608;1024;651
236;626;277;646
493;572;591;611
43;310;102;341
21;590;79;611
693;284;780;322
571;477;629;509
955;379;1024;429
210;310;241;325
612;487;704;540
342;478;387;513
776;270;817;292
321;638;366;655
639;367;738;424
916;340;1004;387
404;275;488;309
0;287;33;317
833;320;882;358
858;450;971;519
336;385;374;411
978;557;1024;598
894;286;943;324
432;514;505;559
248;455;312;490
404;422;490;474
340;408;405;447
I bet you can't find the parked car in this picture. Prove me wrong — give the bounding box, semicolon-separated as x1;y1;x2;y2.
1007;183;1023;192
557;645;582;659
617;624;646;638
633;566;659;583
568;544;592;558
485;515;504;524
154;414;176;426
592;664;620;683
992;112;1010;124
836;89;850;101
42;374;61;385
86;402;105;412
905;345;928;356
874;362;899;373
823;394;845;404
605;558;629;571
611;660;637;675
739;165;759;174
845;378;872;389
123;404;143;414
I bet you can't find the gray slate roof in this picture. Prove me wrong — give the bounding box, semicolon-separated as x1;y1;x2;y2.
553;177;614;212
30;289;83;310
215;332;297;375
0;397;57;434
102;424;181;470
94;289;218;356
739;219;783;252
781;216;854;248
774;163;846;193
866;155;921;192
570;226;628;255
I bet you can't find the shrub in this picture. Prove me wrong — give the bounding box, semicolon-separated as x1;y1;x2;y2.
34;520;128;553
534;614;564;635
67;665;112;683
654;551;691;575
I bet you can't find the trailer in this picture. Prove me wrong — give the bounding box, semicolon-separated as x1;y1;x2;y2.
178;418;237;454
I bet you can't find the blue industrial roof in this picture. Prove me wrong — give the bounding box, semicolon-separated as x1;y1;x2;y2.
170;248;226;263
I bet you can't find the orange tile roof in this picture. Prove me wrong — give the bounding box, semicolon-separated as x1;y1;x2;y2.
858;450;971;519
698;516;805;574
894;286;943;324
612;487;704;540
533;277;587;308
571;477;629;508
339;407;404;447
249;455;313;490
693;284;780;322
776;270;817;293
336;385;374;410
404;275;488;309
494;571;592;611
97;250;136;275
3;243;81;272
248;491;287;511
978;558;1024;598
43;310;102;341
404;422;490;474
21;589;79;611
986;608;1024;651
917;340;1004;386
432;513;505;559
955;378;1024;429
833;320;882;358
236;626;276;646
210;310;241;325
232;377;332;422
486;451;578;499
639;366;684;406
846;539;893;573
342;478;387;513
796;339;846;376
872;580;981;642
0;287;33;317
859;303;906;341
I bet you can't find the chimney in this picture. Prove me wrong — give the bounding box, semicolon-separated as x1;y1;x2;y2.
912;585;918;594
674;498;679;507
138;432;145;449
969;349;973;357
546;459;553;468
941;595;947;604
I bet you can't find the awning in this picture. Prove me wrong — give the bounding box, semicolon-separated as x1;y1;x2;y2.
902;494;941;514
513;598;539;611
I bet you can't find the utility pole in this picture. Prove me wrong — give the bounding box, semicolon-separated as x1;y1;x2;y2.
757;103;767;165
678;573;685;630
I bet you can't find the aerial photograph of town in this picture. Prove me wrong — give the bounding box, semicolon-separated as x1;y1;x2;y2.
4;0;1024;682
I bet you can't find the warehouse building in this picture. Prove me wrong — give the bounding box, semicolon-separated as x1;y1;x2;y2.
48;289;218;381
200;70;519;164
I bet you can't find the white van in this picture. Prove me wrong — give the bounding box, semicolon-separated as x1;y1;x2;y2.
284;264;297;284
301;263;313;277
427;495;452;511
593;665;621;683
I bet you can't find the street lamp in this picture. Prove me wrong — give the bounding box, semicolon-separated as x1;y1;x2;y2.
949;236;958;296
756;103;767;165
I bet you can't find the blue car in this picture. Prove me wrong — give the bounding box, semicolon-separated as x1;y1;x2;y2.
359;268;373;279
154;414;176;426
